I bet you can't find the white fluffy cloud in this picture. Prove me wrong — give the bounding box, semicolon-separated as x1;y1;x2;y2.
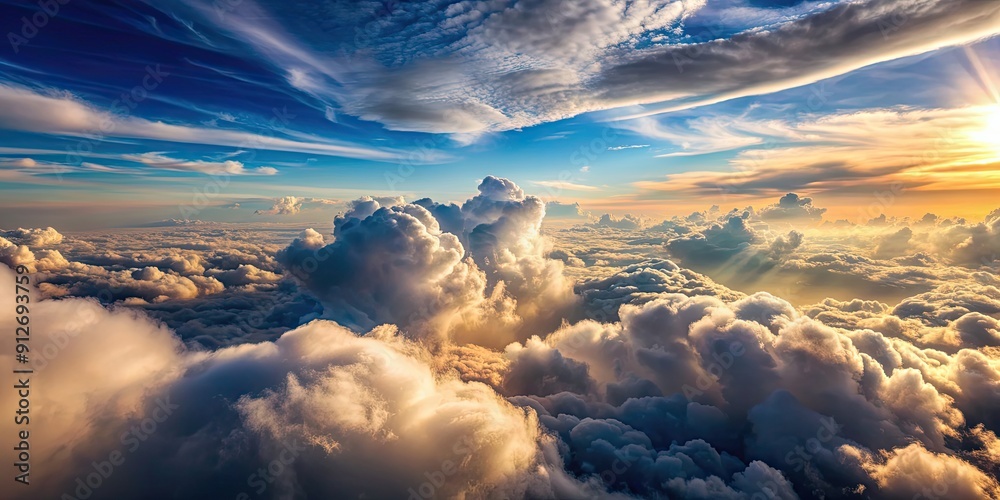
279;177;574;347
497;290;999;497
255;196;339;216
3;226;63;246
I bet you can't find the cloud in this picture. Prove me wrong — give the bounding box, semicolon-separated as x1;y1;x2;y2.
545;201;593;220
874;226;913;258
494;287;997;497
624;115;765;157
136;219;210;227
153;0;1000;137
121;152;278;176
575;259;745;321
2;226;63;246
0;84;441;163
632;106;1000;198
606;0;1000;120
255;196;303;216
277;212;493;338
759;193;827;222
278;177;574;347
0;236;35;269
254;196;339;216
768;230;803;258
666;214;760;265
857;442;1000;498
531;180;599;191
594;213;647;230
930;209;1000;265
2;157;37;168
207;264;281;287
0;272;598;499
0;225;322;346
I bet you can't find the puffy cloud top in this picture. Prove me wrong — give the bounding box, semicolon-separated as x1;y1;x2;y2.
280;177;573;346
759;193;827;222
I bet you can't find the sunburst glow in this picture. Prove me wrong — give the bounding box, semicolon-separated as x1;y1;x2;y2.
970;105;1000;157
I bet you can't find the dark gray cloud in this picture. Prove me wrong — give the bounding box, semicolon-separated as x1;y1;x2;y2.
759;193;827;222
597;0;1000;117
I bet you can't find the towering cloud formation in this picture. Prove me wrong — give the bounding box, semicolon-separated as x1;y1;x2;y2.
279;177;574;347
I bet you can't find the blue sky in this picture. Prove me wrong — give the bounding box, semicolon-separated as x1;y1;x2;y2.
1;0;999;228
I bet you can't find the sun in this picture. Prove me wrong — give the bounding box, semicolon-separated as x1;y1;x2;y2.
986;106;1000;136
970;105;1000;157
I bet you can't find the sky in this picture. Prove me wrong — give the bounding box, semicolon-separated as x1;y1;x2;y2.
4;2;1000;500
1;0;999;228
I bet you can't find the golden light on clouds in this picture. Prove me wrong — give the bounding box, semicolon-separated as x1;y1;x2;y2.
630;105;1000;198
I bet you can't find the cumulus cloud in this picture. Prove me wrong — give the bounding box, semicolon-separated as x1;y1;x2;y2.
0;225;323;346
499;290;1000;498
545;201;593;221
666;215;759;265
279;177;574;347
768;230;803;258
256;196;303;216
255;196;339;216
594;213;647;230
857;442;1000;498
931;209;1000;265
2;226;63;246
758;193;827;222
0;236;37;269
874;226;913;259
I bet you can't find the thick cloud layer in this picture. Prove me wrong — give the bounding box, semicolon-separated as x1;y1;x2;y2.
497;290;1000;498
4;185;1000;499
0;266;603;499
0;224;322;347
